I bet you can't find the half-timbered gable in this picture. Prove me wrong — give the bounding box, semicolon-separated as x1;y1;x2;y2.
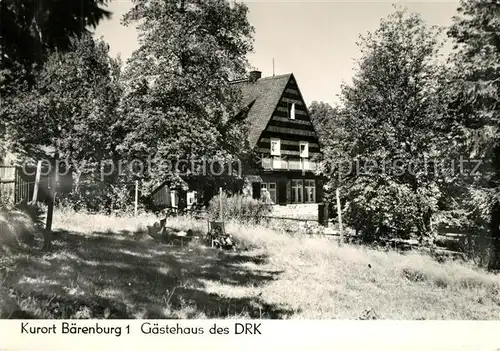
235;71;324;205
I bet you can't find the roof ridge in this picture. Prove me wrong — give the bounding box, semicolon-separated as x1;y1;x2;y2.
230;73;292;85
258;73;292;80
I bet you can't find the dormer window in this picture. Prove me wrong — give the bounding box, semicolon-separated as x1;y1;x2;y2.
299;141;309;158
270;138;281;156
287;103;295;120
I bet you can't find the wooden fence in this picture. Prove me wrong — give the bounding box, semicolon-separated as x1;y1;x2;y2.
0;166;32;203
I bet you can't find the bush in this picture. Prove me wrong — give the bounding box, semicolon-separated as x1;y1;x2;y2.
0;192;14;210
0;208;41;253
0;197;45;253
343;179;440;242
433;188;495;267
57;183;142;215
0;283;22;318
208;192;272;223
14;201;45;227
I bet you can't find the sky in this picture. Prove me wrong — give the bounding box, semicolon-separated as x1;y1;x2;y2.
93;0;460;106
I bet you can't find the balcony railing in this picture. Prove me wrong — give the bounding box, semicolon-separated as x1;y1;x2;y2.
261;157;318;171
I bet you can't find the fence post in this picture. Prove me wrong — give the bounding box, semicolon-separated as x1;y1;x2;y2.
31;161;42;204
44;153;59;251
134;180;138;217
336;188;343;244
219;187;223;221
318;203;329;227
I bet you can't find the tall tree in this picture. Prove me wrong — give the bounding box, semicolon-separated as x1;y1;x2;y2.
309;101;343;148
4;35;122;246
119;0;254;195
448;0;500;270
336;7;451;244
0;0;112;196
1;0;111;77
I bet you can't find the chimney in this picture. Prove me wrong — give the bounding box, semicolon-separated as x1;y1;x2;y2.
248;70;262;83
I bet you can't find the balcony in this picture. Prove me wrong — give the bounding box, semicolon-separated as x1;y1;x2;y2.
261;157;318;172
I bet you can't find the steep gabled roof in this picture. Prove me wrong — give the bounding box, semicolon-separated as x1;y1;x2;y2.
232;73;292;148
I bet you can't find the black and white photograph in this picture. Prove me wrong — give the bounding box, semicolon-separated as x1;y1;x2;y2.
1;0;500;325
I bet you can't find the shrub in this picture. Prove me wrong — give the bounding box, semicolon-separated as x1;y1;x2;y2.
343;179;440;243
14;201;45;227
57;183;142;215
0;283;21;318
208;192;272;223
0;198;45;253
0;191;14;210
0;209;40;253
433;188;495;267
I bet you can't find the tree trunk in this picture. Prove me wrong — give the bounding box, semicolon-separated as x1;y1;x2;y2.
43;172;54;250
411;176;435;248
421;208;436;248
488;200;500;271
488;201;500;270
488;142;500;271
43;155;58;250
73;166;82;194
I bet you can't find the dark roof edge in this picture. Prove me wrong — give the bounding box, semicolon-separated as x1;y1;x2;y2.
250;73;294;149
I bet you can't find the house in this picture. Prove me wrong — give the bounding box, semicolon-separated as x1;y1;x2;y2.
149;70;324;209
235;71;323;205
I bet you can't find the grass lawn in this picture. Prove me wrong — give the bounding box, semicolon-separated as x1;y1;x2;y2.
1;209;500;319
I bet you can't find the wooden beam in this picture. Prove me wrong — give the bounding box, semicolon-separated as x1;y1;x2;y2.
31;161;42;204
256;148;321;157
285;88;300;95
266;126;317;137
135;180;139;217
268;119;317;132
259;138;320;149
336;188;343;245
219;187;223;221
281;97;306;106
271;116;312;126
275;106;308;117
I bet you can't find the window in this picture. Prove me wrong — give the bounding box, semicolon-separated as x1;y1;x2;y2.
299;142;309;158
270;138;281;156
304;180;316;203
291;179;303;203
287;103;296;120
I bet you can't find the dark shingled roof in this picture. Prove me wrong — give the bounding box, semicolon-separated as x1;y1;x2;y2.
233;73;292;148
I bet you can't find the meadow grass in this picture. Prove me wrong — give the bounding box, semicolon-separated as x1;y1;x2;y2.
1;209;499;319
0;209;38;255
270;203;319;220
